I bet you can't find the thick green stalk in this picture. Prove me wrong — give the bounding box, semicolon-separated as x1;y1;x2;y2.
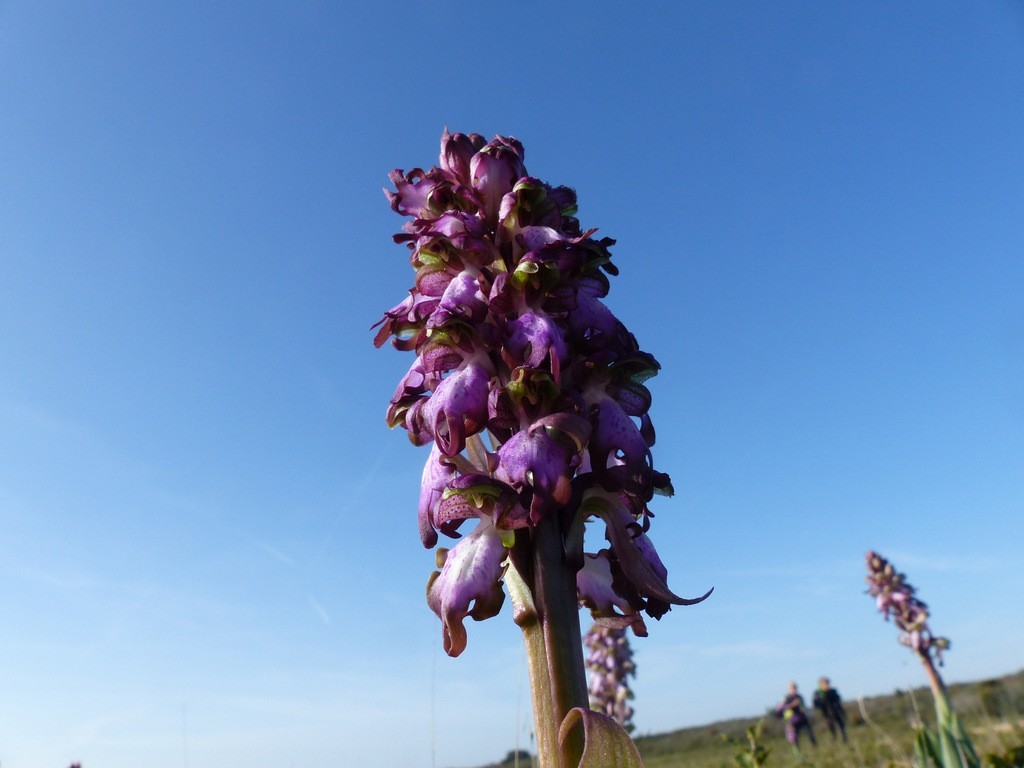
919;650;949;712
517;606;560;768
509;515;589;768
534;513;589;767
919;650;979;768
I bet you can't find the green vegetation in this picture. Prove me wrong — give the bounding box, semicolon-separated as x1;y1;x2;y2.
471;671;1024;768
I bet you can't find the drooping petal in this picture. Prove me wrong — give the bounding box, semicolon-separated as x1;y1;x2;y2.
495;426;577;521
428;270;488;328
421;361;491;456
426;521;507;657
588;397;653;497
568;277;624;350
393;397;433;445
386;358;438;438
577;552;648;638
504;311;568;370
436;474;529;533
418;444;457;548
390;357;429;403
597;495;712;618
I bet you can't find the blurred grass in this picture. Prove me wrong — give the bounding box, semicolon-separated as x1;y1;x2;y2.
472;670;1024;768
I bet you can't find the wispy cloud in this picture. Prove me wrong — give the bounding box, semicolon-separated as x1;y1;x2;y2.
883;549;1011;573
308;446;391;568
253;539;295;567
5;561;243;635
307;595;331;625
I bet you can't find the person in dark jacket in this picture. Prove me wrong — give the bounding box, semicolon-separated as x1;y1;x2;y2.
776;681;816;750
812;676;847;743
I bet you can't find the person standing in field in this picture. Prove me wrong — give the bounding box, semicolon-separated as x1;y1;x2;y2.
813;676;848;743
776;681;817;751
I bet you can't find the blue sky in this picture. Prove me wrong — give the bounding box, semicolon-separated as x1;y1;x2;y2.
1;2;1022;767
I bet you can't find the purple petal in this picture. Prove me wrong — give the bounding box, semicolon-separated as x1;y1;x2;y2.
390;358;428;404
470;136;526;224
495;427;576;520
588;397;653;496
568;286;623;350
397;397;433;445
422;361;491;456
428;271;488;328
505;311;568;369
600;498;712;612
418;444;457;548
386;168;438;218
577;552;648;637
439;129;485;183
415;265;454;297
371;292;435;349
436;474;529;532
518;225;563;252
426;522;507;657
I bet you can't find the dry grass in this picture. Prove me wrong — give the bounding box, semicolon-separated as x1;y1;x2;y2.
472;670;1024;768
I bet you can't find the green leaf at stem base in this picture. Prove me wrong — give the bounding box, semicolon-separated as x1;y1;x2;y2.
558;708;645;768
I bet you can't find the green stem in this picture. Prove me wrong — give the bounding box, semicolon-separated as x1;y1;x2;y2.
919;649;978;767
509;515;589;768
518;607;560;768
918;650;951;720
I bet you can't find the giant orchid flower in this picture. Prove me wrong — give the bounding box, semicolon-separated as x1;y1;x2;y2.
864;551;977;768
865;550;950;663
376;130;709;663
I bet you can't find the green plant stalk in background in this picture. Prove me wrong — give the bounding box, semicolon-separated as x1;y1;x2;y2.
917;650;980;768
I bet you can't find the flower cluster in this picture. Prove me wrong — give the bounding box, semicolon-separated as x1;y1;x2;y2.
865;550;950;663
376;130;707;657
584;623;636;732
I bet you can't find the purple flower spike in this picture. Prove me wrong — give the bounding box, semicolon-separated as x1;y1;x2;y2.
584;622;637;732
865;550;950;664
379;130;707;655
427;522;508;657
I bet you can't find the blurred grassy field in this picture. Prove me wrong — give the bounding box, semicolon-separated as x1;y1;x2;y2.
475;670;1024;768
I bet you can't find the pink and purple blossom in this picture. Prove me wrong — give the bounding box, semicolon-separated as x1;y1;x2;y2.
865;550;951;664
377;130;709;657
